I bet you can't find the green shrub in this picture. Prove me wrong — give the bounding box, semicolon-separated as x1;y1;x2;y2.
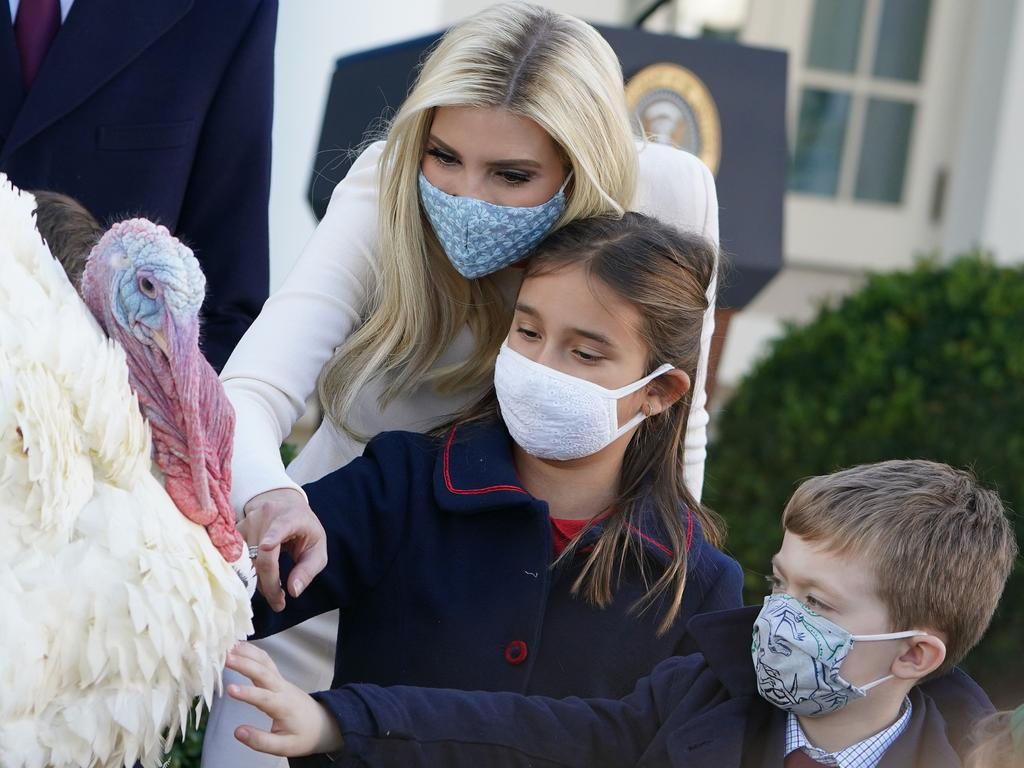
705;253;1024;707
162;707;206;768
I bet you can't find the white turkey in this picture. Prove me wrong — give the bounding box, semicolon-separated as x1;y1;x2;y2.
0;175;255;768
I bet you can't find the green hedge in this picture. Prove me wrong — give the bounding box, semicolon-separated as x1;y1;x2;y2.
162;708;206;768
705;253;1024;707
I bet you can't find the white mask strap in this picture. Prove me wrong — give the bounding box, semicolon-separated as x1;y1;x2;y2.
613;363;676;436
851;630;928;642
608;363;676;399
860;674;895;692
850;630;930;693
557;170;574;194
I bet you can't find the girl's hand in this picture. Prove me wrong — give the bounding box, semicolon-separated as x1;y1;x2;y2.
226;642;344;757
240;487;328;611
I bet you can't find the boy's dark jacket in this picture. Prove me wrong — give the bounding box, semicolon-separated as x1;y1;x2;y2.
252;421;742;700
299;607;992;768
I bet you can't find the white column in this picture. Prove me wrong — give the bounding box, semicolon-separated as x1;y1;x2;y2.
980;0;1024;264
943;0;1021;263
268;0;444;288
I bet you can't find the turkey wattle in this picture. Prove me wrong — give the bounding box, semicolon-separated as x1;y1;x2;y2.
81;217;247;568
0;175;254;768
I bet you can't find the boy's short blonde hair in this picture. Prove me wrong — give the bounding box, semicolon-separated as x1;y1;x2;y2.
782;459;1016;676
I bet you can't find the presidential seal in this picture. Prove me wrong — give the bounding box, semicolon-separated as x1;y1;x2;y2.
625;63;721;175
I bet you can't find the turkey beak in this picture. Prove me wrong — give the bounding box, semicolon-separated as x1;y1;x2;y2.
151;328;169;355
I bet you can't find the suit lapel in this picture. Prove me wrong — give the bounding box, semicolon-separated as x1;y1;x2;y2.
0;1;25;144
1;0;194;162
878;690;961;768
750;706;787;768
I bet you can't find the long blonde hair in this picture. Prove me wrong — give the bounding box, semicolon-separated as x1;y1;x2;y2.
319;2;638;436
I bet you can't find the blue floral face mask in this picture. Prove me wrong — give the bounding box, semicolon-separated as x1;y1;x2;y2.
418;170;572;279
751;593;927;717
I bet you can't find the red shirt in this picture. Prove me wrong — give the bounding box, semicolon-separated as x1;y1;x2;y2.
551;517;591;557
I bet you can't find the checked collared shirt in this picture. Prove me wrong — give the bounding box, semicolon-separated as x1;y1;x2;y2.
785;698;912;768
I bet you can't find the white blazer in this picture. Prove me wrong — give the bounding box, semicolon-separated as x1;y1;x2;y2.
220;139;719;508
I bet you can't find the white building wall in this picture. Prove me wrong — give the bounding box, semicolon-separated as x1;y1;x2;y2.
979;0;1024;264
441;0;628;26
268;0;444;289
943;0;1017;259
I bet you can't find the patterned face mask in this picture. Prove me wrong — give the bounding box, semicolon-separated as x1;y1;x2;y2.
494;342;674;461
751;593;927;717
418;170;572;279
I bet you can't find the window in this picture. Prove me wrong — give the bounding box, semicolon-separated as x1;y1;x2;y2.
789;0;931;204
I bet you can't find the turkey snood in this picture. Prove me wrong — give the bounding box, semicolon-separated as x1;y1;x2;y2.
80;219;242;562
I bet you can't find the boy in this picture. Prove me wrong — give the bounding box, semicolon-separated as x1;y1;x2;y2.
226;460;1017;767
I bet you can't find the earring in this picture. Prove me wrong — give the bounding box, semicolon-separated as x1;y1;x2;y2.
642;402;653;417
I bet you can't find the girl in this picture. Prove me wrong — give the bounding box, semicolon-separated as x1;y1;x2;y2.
227;214;742;761
208;3;719;763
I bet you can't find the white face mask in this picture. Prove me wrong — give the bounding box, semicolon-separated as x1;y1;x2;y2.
494;342;674;460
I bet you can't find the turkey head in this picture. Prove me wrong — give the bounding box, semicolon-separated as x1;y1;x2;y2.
79;220;245;566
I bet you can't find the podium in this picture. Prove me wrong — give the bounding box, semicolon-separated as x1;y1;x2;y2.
308;26;787;311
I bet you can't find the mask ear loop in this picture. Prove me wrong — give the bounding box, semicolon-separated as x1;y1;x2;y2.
557;170;574;194
850;630;935;692
859;675;895;692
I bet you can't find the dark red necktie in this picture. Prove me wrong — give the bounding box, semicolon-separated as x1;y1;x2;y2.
784;749;830;768
14;0;61;88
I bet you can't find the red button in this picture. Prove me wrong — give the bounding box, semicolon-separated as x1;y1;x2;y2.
504;639;528;665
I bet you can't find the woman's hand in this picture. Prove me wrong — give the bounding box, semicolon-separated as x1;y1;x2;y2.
239;488;328;611
227;643;344;757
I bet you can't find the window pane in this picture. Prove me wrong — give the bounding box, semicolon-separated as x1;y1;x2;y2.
855;98;915;203
873;0;932;81
807;0;866;73
790;88;852;196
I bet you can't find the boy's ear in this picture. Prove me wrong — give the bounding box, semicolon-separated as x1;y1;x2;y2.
891;632;947;682
646;370;691;415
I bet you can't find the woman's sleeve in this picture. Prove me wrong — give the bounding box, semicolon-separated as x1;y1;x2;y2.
632;142;719;501
219;142;385;514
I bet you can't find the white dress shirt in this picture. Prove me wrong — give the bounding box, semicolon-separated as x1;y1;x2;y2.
9;0;74;23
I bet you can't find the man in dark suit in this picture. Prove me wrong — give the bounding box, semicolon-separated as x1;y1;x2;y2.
1;0;277;370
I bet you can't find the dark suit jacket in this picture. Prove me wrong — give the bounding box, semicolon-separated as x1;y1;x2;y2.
0;0;276;370
302;607;992;768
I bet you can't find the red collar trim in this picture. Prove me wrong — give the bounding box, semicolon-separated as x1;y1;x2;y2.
442;426;529;496
625;506;694;557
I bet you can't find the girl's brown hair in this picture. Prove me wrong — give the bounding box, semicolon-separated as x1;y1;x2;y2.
438;212;723;634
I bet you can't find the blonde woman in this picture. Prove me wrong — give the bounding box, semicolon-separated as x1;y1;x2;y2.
204;3;720;765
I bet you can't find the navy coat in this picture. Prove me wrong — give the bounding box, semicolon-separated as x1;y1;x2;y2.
0;0;276;370
252;420;743;702
311;606;992;768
